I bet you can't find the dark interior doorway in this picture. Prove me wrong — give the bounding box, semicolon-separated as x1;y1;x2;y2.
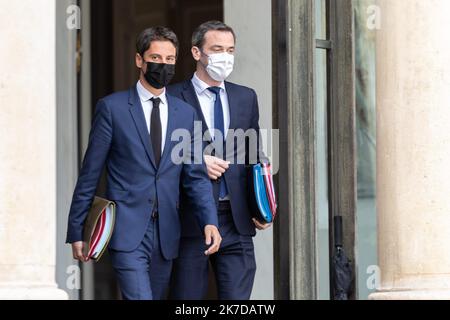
88;0;223;300
91;0;223;102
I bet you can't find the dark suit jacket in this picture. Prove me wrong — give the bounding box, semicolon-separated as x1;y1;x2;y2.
66;85;218;259
167;78;265;237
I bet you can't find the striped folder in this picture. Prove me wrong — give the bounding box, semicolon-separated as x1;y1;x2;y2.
83;197;116;262
250;163;277;223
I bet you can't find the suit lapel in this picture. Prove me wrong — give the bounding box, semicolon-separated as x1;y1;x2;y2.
128;86;157;170
181;80;211;141
159;95;178;170
225;81;238;139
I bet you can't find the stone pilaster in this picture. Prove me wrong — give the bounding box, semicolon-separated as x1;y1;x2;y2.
371;0;450;300
0;0;68;300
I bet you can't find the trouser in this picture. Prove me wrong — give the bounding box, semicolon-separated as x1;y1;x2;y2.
109;214;173;300
170;201;257;300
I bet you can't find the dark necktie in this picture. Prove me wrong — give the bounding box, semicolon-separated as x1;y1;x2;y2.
150;97;162;168
207;86;229;198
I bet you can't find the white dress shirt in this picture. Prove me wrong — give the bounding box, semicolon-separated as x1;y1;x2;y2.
191;72;230;139
136;80;168;154
191;73;231;200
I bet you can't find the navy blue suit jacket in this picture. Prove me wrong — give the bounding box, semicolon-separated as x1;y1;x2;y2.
66;85;218;260
167;79;264;238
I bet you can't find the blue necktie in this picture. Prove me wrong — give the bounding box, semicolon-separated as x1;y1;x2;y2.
207;86;228;199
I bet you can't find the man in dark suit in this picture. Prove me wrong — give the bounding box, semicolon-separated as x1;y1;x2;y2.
167;21;271;300
66;26;221;300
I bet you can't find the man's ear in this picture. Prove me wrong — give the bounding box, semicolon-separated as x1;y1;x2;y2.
191;46;201;62
136;53;143;69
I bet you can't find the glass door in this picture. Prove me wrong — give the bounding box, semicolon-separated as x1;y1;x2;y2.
314;0;330;300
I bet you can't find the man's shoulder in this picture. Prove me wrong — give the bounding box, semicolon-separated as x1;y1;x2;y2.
167;93;196;114
96;87;138;115
225;81;257;97
100;89;130;105
167;79;191;96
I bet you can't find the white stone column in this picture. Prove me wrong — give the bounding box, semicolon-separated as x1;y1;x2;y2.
370;0;450;299
0;0;68;299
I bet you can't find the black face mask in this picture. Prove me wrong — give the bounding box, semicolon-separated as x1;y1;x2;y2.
143;62;175;89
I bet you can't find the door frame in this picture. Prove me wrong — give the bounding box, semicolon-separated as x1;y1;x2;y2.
272;0;356;300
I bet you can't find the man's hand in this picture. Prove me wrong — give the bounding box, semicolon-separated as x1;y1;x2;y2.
71;241;89;262
204;155;230;180
204;225;222;255
253;218;272;231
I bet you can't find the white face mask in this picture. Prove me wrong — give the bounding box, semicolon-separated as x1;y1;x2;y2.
202;52;235;82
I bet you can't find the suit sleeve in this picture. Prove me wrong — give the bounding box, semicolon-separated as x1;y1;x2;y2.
66;99;113;243
181;111;219;230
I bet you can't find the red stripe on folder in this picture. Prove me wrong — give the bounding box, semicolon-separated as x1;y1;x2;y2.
267;174;277;218
88;209;106;258
262;164;277;218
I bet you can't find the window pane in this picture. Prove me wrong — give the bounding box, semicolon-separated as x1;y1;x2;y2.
354;0;378;300
315;0;327;40
315;48;330;300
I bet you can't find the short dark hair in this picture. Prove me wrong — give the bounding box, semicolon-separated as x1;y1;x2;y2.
192;20;236;49
136;26;179;57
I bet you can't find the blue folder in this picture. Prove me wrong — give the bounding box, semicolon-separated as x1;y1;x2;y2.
252;164;273;223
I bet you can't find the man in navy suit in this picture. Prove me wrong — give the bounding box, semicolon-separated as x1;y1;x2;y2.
66;26;222;300
167;21;271;300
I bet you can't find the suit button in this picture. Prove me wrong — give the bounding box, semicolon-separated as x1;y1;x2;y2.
148;199;152;203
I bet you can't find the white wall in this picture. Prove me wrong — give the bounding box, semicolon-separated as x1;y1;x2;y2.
224;0;274;300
